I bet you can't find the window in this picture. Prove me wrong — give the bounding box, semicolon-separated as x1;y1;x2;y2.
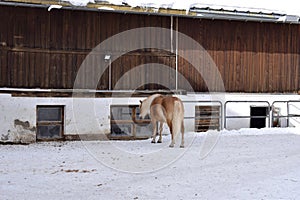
195;105;221;132
36;106;64;140
250;106;269;128
110;105;151;139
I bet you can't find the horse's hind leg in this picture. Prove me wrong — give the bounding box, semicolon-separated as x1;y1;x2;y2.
151;120;157;143
157;122;163;143
169;123;175;148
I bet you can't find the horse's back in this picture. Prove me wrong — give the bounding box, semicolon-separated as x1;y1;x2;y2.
151;95;164;105
162;96;183;111
160;96;175;111
151;96;179;110
151;96;183;121
149;95;166;122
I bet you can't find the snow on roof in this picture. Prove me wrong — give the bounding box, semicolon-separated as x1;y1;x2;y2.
62;0;300;17
2;0;298;22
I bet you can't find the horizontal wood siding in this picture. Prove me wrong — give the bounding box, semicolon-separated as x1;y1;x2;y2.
0;5;299;93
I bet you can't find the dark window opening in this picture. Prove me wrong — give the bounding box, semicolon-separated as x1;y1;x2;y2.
37;106;64;140
250;106;269;128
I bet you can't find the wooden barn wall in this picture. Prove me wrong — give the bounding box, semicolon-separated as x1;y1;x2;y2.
111;52;176;90
0;5;299;93
0;5;174;90
178;18;300;92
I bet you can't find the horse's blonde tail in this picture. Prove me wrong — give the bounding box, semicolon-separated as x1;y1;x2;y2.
172;100;185;147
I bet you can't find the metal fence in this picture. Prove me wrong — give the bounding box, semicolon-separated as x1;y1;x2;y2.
183;100;300;130
110;99;300;137
224;101;271;129
272;100;300;127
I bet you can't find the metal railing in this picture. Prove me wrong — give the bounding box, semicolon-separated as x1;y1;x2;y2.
272;100;300;127
224;101;271;129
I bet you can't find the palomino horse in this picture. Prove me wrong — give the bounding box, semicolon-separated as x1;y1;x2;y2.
139;94;185;148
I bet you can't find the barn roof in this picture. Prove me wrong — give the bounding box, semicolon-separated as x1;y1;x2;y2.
1;0;299;23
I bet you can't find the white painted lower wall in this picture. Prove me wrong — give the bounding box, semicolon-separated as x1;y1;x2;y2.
0;92;299;143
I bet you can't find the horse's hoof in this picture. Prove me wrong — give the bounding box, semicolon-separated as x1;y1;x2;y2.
151;140;156;143
180;145;184;148
157;140;162;143
169;144;174;148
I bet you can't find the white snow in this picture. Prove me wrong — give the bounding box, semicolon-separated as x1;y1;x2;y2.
61;0;300;16
67;0;95;7
1;128;300;199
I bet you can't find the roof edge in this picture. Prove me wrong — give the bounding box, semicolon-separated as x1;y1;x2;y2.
1;0;299;24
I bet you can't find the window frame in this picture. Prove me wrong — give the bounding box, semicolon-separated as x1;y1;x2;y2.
110;105;151;139
195;105;221;132
36;105;65;141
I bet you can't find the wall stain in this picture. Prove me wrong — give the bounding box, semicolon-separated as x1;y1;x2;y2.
14;119;36;132
1;120;36;144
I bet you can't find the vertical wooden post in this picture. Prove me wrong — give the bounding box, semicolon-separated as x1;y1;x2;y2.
132;107;136;138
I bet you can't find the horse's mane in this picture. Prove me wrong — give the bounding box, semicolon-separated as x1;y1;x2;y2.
143;94;162;109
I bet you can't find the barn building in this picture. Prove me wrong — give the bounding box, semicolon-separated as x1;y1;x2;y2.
0;0;299;143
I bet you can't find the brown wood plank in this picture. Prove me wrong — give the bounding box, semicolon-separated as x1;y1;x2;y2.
0;49;8;87
0;5;299;92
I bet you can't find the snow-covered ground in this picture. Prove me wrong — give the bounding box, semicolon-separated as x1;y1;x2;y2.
1;128;300;199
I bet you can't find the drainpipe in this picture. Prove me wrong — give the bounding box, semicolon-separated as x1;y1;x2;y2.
170;15;173;53
175;16;178;91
